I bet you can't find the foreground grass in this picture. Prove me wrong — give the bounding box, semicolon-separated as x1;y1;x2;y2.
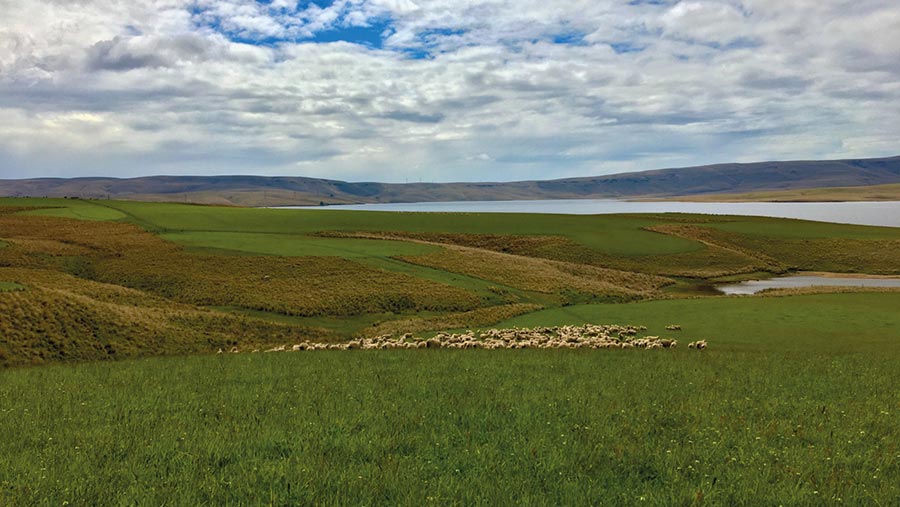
2;198;900;504
2;348;898;506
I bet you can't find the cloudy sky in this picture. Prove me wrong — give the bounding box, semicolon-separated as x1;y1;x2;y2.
1;0;898;182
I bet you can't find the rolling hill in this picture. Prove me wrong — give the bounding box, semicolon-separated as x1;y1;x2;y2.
2;155;899;207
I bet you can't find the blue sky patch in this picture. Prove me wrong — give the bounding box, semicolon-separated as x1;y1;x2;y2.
610;41;645;54
552;32;587;45
313;20;392;48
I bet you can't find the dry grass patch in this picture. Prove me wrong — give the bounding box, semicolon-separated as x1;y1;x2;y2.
362;303;544;337
641;224;788;277
317;231;671;298
318;229;771;279
97;253;482;316
0;268;332;366
398;245;670;299
0;214;483;317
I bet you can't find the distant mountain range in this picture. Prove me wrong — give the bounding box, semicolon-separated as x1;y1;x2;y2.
2;155;899;207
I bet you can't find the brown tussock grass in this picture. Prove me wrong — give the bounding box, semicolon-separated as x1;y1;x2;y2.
361;303;544;338
0;214;483;317
317;229;773;279
317;231;671;297
0;267;332;367
398;246;667;298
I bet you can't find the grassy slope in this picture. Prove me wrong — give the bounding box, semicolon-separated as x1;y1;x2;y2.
1;293;899;505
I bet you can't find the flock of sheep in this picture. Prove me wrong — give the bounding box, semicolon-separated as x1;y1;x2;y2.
238;324;708;352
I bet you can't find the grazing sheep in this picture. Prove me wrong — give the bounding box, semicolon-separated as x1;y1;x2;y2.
256;323;705;353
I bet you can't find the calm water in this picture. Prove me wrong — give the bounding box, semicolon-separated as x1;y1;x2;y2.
286;199;900;228
717;276;900;295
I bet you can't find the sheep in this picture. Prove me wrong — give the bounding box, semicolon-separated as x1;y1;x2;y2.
261;323;705;353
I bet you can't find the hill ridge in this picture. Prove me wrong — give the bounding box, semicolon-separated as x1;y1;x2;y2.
2;154;899;207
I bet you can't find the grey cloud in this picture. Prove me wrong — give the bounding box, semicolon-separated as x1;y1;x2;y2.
86;34;224;71
379;110;445;123
436;95;502;111
740;72;813;93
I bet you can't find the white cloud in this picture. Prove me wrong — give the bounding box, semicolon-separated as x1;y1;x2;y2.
0;0;898;181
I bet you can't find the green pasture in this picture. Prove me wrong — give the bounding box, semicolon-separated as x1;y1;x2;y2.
0;281;25;292
3;198;900;504
7;197;900;260
499;292;900;353
100;200;701;256
0;198;127;221
2;292;899;506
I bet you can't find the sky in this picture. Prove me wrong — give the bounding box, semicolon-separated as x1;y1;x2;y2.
0;0;898;182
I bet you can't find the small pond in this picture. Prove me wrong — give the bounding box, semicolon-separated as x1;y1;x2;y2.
716;275;900;295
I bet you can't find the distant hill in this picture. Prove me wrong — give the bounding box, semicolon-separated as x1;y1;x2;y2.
2;155;899;207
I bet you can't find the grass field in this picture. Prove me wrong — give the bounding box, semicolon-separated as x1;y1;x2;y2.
97;199;705;256
2;197;900;504
498;292;900;353
2;292;899;505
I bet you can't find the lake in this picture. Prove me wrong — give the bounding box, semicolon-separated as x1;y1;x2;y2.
716;275;900;295
285;199;900;228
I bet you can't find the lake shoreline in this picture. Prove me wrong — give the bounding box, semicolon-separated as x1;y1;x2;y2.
716;273;900;295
